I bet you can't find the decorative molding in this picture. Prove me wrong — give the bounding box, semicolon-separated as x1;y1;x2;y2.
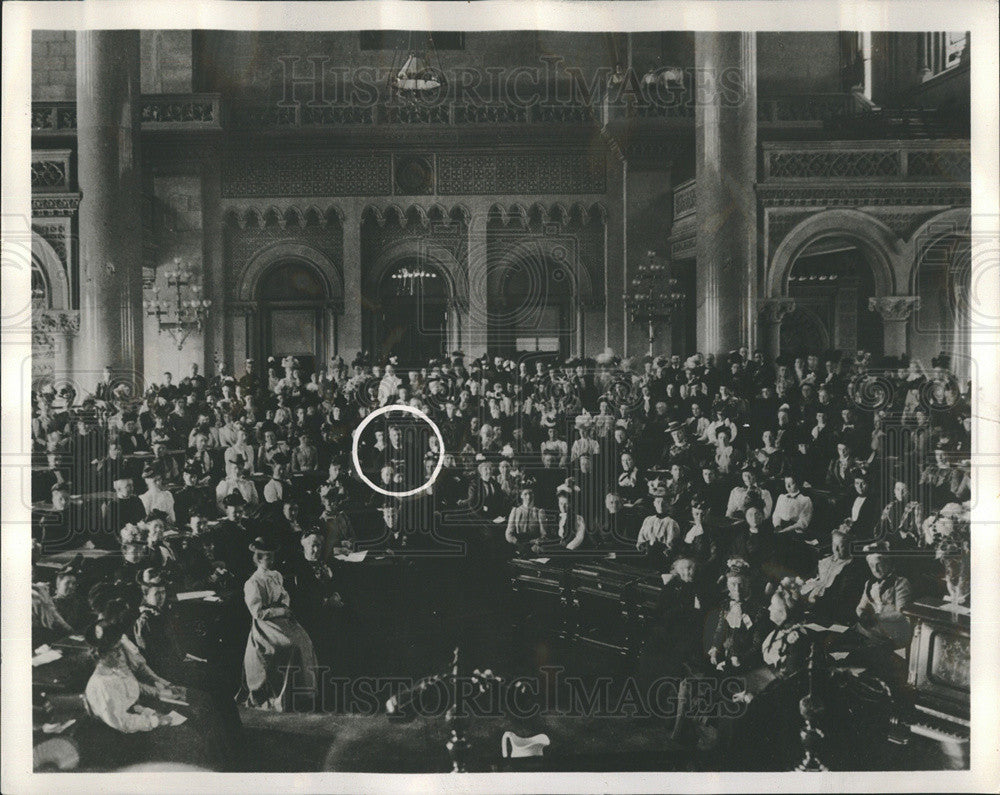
454;104;529;125
362;203;470;231
31;103;76;133
486;201;606;230
765;210;817;257
673;180;696;220
31;193;81;218
222;201;346;230
31;149;72;191
141;94;222;130
868;295;920;321
865;209;944;242
33;309;80;348
757;183;971;208
758;298;797;325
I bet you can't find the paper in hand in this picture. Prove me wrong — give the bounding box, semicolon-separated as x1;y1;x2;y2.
166;710;187;726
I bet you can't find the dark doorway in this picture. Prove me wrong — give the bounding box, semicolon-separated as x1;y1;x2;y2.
257;260;330;376
376;260;449;368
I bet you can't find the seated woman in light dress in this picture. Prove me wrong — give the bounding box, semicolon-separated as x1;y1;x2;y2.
238;536;319;712
82;599;234;769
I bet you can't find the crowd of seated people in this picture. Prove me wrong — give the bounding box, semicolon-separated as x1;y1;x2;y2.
29;347;972;770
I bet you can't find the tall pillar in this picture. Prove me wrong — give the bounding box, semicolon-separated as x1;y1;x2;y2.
340;202;363;360
76;31;144;393
465;201;489;358
917;32;931;79
694;32;758;359
870;296;920;358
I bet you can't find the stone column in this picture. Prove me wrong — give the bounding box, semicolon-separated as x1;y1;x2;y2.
75;31;144;393
465;200;489;358
758;299;796;358
869;296;920;357
340;201;363;360
694;32;758;359
917;32;931;79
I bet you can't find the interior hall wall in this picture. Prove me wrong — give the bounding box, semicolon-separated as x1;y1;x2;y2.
756;32;843;95
143;174;206;386
624;165;673;360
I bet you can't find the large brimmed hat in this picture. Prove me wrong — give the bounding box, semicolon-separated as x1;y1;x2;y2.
136;566;169;588
223;491;247;508
248;536;278;554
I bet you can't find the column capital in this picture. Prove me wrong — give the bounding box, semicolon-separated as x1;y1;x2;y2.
869;295;920;321
758;298;796;324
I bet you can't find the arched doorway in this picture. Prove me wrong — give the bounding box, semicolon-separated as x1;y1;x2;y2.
780;235;883;357
257;260;333;377
911;230;972;379
491;242;583;358
375;259;450;367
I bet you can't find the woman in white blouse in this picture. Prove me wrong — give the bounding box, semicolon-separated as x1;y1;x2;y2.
239;536;318;712
83;606;236;768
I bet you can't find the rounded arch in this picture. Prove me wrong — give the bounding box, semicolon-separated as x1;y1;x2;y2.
367;238;465;301
768;209;899;299
491;237;596;303
907;207;971;293
780;305;831;354
31;231;70;310
237;241;343;303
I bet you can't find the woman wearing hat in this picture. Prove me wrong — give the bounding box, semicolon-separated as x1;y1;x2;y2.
726;577;816;770
83;605;236;769
725;464;773;521
132;567;186;683
239;536;319;711
51;555;90;632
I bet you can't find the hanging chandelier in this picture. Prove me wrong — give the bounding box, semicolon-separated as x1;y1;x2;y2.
391;266;439;296
143;257;212;350
624;250;686;355
388;32;445;100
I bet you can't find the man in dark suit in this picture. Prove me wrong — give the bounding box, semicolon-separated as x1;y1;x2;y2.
459;456;508;522
844;469;881;545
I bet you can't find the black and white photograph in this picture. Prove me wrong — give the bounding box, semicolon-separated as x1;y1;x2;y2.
3;1;998;791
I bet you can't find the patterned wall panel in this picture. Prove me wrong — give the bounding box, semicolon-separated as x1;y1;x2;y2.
221;153;392;198
437;152;606;195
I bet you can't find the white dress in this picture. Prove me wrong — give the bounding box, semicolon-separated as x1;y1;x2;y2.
240;568;318;711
